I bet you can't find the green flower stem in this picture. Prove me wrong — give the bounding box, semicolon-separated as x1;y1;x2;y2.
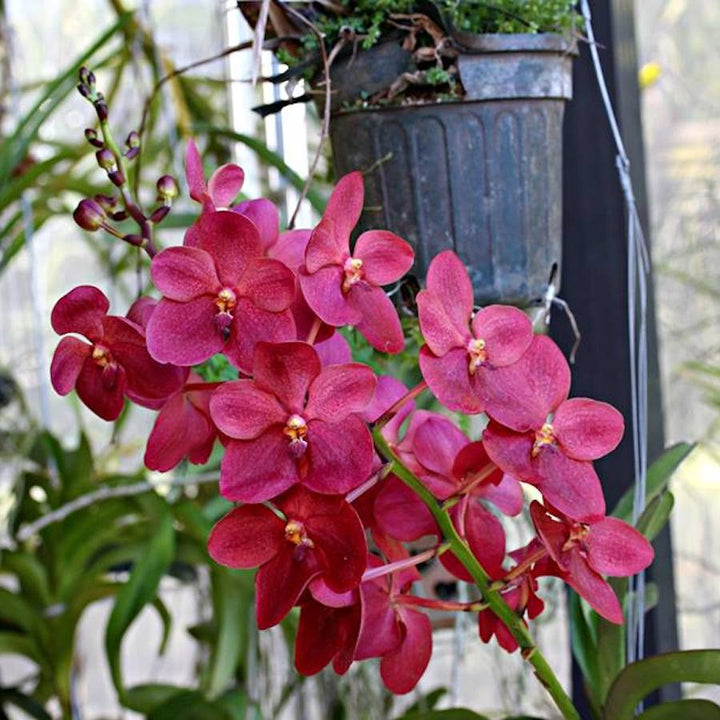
372;429;580;720
96;116;157;257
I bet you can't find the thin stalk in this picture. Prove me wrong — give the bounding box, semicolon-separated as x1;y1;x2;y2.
373;429;580;720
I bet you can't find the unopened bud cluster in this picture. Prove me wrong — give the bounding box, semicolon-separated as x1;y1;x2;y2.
73;67;179;250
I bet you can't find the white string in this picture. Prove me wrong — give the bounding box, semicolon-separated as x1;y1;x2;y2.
579;0;650;672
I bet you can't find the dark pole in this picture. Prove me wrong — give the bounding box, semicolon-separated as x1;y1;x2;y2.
556;0;679;711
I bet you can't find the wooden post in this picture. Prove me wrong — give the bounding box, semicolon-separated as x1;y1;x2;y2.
555;0;679;710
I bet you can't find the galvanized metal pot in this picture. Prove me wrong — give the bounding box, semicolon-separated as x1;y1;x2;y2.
327;34;575;306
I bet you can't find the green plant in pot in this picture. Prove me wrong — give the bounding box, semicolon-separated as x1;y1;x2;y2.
242;0;580;307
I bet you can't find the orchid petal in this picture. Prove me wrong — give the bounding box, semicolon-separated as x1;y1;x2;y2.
207;504;284;568
354;230;414;285
210;380;286;439
323;171;364;248
566;550;623;624
51;285;109;341
75;357;127;421
299;266;360;326
587;517;654;576
417;288;469;356
305;364;376;421
471;305;533;367
480;335;571;432
235;198;280;249
553;398;625;461
380;609;432;694
238;258;295;312
150;246;219;301
419;346;484;414
185;139;206;202
220;433;298;503
50;336;90;395
225;301;296;375
305;416;374;494
146;296;224;366
207;163;244;207
425;250;474;337
252;341;321;413
347;283;404;354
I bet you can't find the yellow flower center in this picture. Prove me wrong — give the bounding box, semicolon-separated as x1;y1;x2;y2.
467;337;487;375
92;346;111;368
215;287;237;314
532;423;556;457
283;414;309;458
284;520;314;548
562;522;590;552
342;256;364;293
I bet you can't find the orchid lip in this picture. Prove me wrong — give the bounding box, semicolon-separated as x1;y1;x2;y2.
91;344;112;368
342;256;364;293
284;519;314;548
467;337;487;375
215;287;237;314
532;422;556;457
284;414;309;457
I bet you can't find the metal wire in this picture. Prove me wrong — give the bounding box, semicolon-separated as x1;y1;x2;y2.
580;0;650;673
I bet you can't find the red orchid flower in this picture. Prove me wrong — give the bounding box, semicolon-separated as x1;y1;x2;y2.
295;590;361;677
208;485;367;629
210;341;377;502
50;286;185;421
529;501;654;624
418;250;533;413
185;138;244;209
478;541;546;652
482;335;624;522
355;555;432;694
145;210;296;373
299;172;414;354
144;373;217;472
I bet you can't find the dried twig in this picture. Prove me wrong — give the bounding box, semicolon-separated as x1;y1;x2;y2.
14;472;219;543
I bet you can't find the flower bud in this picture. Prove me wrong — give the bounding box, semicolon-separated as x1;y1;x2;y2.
84;128;103;148
73;198;106;231
93;194;117;212
78;67;95;86
77;83;92;99
94;101;108;121
123;233;143;247
126;131;140;149
150;205;171;224
111;210;128;222
96;148;115;170
108;170;126;187
125;147;139;161
156;175;179;201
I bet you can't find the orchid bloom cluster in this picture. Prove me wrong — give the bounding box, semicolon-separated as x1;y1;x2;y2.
51;135;654;696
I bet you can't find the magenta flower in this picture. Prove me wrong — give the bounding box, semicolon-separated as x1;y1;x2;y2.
530;501;654;623
145;210;296;372
208;486;367;629
482;335;624;522
295;592;361;676
355;555;432;694
210;341;377;502
299;172;414;354
50;286;185;421
185;138;244;209
144;374;217;472
478;542;546;652
418;250;534;413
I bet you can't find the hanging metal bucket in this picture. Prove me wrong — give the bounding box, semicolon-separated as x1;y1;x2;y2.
327;34;575;306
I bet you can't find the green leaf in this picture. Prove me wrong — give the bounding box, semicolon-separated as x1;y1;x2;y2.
637;699;720;720
636;491;675;542
204;568;251;699
1;552;51;607
0;631;45;666
569;590;601;714
0;16;130;184
397;710;490;720
152;596;172;656
105;507;175;697
399;687;447;716
0;688;52;720
147;690;233;720
603;650;720;720
612;443;694;523
123;684;186;714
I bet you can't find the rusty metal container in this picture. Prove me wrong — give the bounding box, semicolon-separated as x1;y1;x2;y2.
327;34;575;306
